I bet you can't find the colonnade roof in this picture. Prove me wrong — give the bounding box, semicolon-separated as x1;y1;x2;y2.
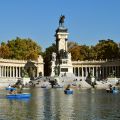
72;60;120;66
0;58;43;64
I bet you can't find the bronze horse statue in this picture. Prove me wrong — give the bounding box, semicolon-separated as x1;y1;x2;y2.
59;15;65;27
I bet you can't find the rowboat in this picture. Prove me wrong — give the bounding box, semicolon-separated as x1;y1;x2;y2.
64;89;73;94
112;89;119;94
6;93;31;99
106;89;119;94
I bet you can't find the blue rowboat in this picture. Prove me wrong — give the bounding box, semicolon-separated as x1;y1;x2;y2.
6;87;16;91
112;89;119;94
6;93;31;99
64;90;73;94
106;89;119;94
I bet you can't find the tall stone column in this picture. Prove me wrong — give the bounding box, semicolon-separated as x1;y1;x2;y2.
17;67;18;77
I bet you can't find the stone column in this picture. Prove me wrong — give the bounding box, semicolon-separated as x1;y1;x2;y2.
93;67;94;76
3;66;5;77
5;66;7;77
73;67;74;74
86;67;88;77
11;67;12;77
16;67;18;77
13;67;15;77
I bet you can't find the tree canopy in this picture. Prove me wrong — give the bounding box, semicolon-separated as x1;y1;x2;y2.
94;39;119;60
0;37;42;60
68;39;120;61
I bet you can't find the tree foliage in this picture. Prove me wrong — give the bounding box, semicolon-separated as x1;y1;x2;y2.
69;45;81;60
69;44;93;61
94;39;119;60
0;44;11;59
68;39;120;61
0;37;42;60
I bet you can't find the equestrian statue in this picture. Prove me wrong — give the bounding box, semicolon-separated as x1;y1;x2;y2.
59;15;65;27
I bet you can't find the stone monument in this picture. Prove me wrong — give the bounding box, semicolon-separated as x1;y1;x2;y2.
51;15;73;77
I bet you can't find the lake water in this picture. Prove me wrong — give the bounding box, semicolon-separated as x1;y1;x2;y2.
0;88;120;120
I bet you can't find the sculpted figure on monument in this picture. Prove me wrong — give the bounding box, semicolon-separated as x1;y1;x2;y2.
59;15;65;27
68;53;71;60
52;52;56;61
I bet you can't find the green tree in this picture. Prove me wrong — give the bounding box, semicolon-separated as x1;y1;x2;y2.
1;37;42;60
0;43;11;58
69;44;92;61
69;45;81;61
80;45;90;60
94;39;119;60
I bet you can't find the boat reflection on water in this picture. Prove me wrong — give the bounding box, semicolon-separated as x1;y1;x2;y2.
6;93;31;99
7;97;31;102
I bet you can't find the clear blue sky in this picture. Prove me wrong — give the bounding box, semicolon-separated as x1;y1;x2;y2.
0;0;120;51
